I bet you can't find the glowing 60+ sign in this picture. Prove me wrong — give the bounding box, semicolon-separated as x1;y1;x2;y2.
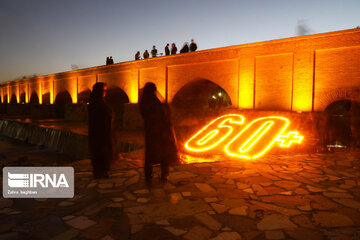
185;114;303;159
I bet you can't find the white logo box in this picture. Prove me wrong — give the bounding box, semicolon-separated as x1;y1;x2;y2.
3;167;74;198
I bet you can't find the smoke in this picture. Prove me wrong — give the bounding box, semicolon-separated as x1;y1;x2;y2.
296;20;312;36
70;64;79;71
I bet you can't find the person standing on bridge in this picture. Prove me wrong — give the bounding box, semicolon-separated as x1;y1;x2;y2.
171;43;177;55
190;39;197;52
180;42;189;53
88;82;115;179
139;82;179;187
143;50;150;59
109;56;114;64
151;45;157;57
165;43;170;56
135;51;140;60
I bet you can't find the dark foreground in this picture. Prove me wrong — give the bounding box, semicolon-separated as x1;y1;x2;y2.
0;136;360;240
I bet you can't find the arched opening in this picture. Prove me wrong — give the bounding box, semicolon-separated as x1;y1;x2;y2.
54;91;72;118
20;93;26;104
42;92;51;104
10;94;17;104
29;92;39;104
324;100;352;148
3;95;8;104
78;89;91;104
172;79;232;116
105;87;130;124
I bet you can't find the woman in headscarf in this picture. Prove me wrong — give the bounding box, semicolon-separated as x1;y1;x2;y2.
139;82;178;186
88;82;115;178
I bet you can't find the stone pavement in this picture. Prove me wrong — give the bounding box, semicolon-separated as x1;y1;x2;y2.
1;137;360;239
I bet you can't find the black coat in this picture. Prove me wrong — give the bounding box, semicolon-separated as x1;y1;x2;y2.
165;46;170;55
88;100;115;175
190;42;197;52
180;45;189;53
139;94;178;166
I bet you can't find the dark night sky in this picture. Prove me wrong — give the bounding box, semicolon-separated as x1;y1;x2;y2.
0;0;359;83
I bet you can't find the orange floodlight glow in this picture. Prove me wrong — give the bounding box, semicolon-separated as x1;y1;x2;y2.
185;115;303;160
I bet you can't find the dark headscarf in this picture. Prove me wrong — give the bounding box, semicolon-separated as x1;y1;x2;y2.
142;82;156;99
90;82;106;105
140;82;159;116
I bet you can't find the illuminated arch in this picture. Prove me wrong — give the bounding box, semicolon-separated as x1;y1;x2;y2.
55;91;73;118
172;79;232;110
29;91;39;104
105;87;130;122
324;99;352;147
20;92;26;104
315;87;360;111
10;94;17;104
105;87;130;104
42;92;51;104
3;95;8;104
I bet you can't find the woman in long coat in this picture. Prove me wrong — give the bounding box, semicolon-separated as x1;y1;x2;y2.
139;82;178;185
88;82;115;178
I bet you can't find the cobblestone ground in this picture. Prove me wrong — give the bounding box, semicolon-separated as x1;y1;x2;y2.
1;136;360;240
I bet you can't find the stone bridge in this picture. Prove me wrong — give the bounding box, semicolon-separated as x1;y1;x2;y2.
1;28;360;113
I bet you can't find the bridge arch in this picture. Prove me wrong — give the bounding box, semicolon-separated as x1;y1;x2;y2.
54;90;72;118
20;93;26;104
29;91;39;104
172;79;232;111
42;92;51;104
315;87;360;111
105;87;130;122
10;94;17;104
324;99;353;147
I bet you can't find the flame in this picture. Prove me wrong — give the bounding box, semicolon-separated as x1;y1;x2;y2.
276;132;303;147
225;116;289;159
185;114;245;152
185;114;303;161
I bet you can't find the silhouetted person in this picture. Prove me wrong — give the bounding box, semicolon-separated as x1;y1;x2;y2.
135;51;140;60
106;57;110;65
88;82;115;179
139;82;179;186
109;56;114;64
190;39;197;52
180;42;189;53
171;43;177;55
143;50;149;59
165;43;170;56
151;45;157;57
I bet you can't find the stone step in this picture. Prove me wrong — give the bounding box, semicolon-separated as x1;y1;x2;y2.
0;119;143;159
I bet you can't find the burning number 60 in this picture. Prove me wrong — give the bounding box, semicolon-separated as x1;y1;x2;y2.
185;114;303;159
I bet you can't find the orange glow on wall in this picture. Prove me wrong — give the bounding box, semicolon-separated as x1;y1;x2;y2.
7;86;10;103
0;88;3;103
70;79;78;104
185;114;303;160
26;84;29;103
128;81;139;103
38;82;42;104
16;85;20;103
50;80;54;104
